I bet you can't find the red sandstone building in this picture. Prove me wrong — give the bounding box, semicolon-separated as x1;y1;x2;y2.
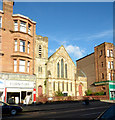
0;1;36;104
76;42;115;100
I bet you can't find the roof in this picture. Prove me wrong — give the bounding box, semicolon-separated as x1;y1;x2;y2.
76;52;94;62
12;14;36;24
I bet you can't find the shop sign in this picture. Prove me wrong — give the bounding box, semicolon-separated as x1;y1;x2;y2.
0;80;4;88
6;80;35;88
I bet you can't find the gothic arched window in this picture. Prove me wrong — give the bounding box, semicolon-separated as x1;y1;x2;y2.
65;64;67;78
61;59;64;78
57;62;60;78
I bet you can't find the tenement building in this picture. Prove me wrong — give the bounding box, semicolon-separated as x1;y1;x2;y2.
35;35;87;98
0;0;87;103
76;42;115;100
0;1;36;104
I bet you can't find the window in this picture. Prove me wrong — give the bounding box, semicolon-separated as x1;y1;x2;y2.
107;50;110;57
14;20;18;31
0;17;1;28
27;61;30;73
61;59;64;78
108;61;110;69
39;45;42;58
100;50;103;56
28;24;31;34
58;82;60;91
19;60;25;72
62;82;64;91
110;50;113;57
102;73;104;79
111;61;113;69
38;66;42;73
20;40;25;52
27;42;30;54
101;62;103;67
109;73;111;80
65;64;67;78
53;82;55;91
66;82;68;91
70;83;72;91
57;62;60;78
14;40;17;51
14;60;17;72
20;21;26;33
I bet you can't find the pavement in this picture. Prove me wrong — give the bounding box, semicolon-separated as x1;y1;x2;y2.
21;100;115;112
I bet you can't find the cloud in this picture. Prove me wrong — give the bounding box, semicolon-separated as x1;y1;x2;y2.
64;45;85;59
49;49;55;54
87;30;113;40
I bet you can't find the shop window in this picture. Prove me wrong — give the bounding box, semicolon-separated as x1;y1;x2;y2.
14;39;17;51
19;60;25;72
61;59;64;78
20;21;26;33
14;20;18;31
28;24;31;34
0;16;2;28
20;40;25;52
57;62;60;78
14;60;17;72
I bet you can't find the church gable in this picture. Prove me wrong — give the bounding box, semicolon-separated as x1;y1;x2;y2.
48;45;75;66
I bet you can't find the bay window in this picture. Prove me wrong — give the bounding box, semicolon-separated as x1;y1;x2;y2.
19;60;25;72
28;24;31;34
14;60;17;72
27;42;30;54
14;20;18;31
20;40;25;52
27;61;30;73
14;40;17;51
20;21;26;33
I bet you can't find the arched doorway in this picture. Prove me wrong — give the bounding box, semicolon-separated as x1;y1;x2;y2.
79;84;83;96
38;85;42;96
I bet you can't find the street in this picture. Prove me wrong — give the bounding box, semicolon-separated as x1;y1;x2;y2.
2;101;114;120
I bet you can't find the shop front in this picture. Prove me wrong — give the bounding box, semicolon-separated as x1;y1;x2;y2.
5;80;35;104
0;80;4;101
109;81;115;100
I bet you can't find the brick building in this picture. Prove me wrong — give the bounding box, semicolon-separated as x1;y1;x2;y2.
76;42;115;100
0;1;36;104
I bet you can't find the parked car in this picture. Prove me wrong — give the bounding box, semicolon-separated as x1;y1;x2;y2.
0;101;23;115
96;105;115;120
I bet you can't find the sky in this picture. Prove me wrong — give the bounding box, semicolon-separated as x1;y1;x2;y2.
1;2;113;63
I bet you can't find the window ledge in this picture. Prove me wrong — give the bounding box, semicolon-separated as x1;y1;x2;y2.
11;53;32;59
9;30;32;37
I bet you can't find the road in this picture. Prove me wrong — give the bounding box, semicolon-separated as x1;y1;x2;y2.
2;101;114;120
